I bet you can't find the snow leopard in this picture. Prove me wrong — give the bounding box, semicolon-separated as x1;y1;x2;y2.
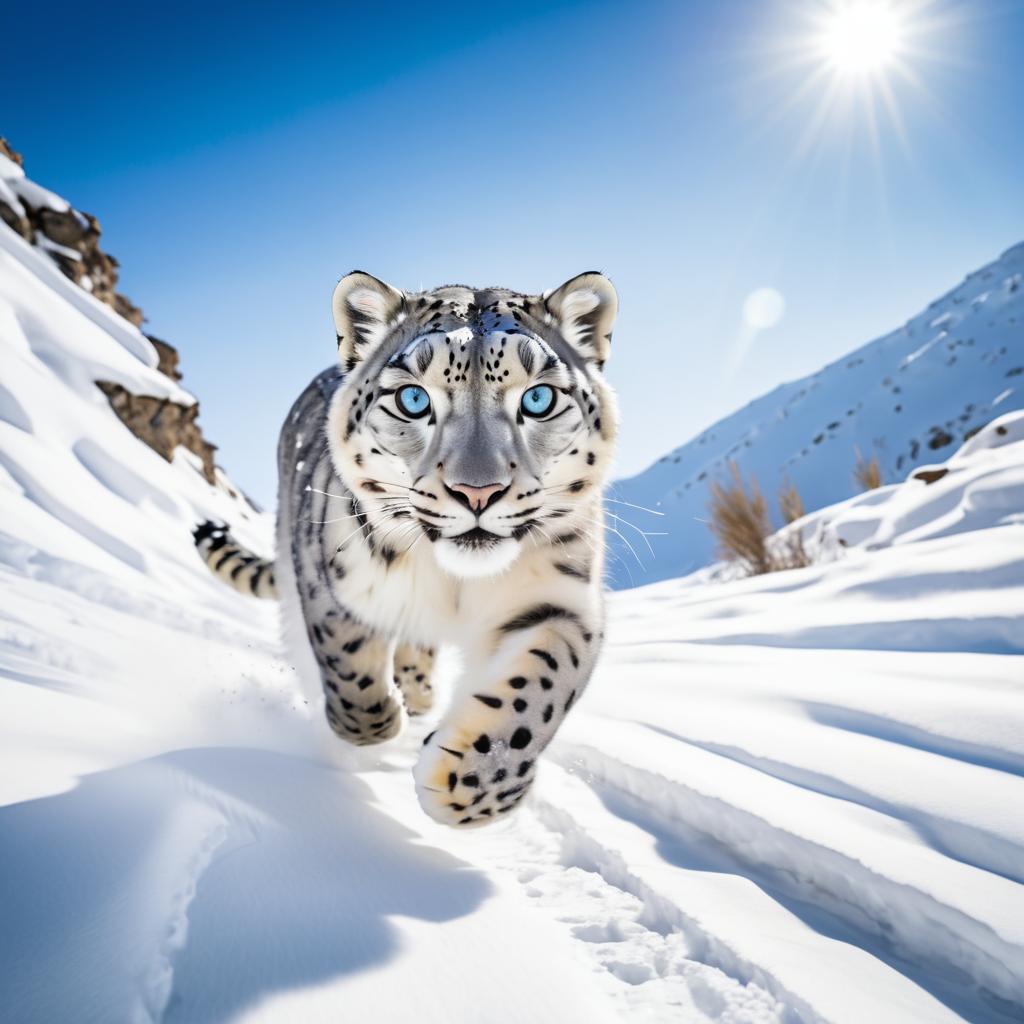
194;270;619;827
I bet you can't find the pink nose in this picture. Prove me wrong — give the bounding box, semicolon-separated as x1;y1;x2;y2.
447;482;508;513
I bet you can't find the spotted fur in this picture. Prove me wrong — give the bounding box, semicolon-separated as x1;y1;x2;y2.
194;271;618;827
193;521;277;599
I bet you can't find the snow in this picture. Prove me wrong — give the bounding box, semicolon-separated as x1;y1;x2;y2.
0;152;26;181
2;191;1023;1022
609;242;1024;587
7;170;72;214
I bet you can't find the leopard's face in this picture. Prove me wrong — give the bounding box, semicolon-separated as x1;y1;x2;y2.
326;275;618;579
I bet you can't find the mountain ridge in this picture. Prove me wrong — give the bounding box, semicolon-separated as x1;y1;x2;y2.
608;241;1024;588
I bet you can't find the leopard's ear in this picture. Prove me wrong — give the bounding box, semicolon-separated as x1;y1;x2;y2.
333;271;407;370
543;272;618;369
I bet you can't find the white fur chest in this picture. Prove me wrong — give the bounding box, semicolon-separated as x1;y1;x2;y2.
325;517;461;644
325;510;602;657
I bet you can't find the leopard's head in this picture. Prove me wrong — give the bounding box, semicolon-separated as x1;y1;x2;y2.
326;272;619;578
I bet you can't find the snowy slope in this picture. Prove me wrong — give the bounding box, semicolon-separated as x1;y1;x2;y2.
609;243;1024;587
2;177;1023;1021
0;184;267;601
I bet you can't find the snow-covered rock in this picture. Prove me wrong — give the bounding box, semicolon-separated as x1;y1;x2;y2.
0;137;143;325
609;242;1024;587
0;139;234;490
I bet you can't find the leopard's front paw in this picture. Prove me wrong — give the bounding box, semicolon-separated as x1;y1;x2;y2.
393;643;436;716
413;714;540;827
324;690;404;746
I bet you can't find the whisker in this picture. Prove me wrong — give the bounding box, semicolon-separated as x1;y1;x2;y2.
306;485;350;500
604;524;645;568
602;496;665;517
608;511;656;558
302;501;407;526
374;517;421;552
362;477;439;499
335;517;377;550
555;508;650;570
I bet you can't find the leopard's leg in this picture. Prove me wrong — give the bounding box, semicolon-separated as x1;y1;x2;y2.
308;612;404;745
393;643;436;717
413;603;601;827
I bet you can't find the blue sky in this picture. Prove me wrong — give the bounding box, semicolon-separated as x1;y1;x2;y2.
4;0;1022;506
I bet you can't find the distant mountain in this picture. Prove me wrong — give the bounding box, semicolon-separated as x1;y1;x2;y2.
607;242;1024;588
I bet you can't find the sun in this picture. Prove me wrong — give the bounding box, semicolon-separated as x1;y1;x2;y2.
815;1;907;77
751;0;946;163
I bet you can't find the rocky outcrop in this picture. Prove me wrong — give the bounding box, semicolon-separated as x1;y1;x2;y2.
147;336;183;381
95;381;217;483
1;137;222;488
0;138;144;326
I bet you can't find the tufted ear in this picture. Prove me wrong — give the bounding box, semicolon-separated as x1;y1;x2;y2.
543;271;618;369
333;271;407;369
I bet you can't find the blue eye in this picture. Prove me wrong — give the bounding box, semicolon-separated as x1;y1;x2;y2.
396;385;430;418
521;385;556;418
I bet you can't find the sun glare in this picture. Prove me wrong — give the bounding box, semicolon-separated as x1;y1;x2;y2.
754;0;943;161
815;2;907;78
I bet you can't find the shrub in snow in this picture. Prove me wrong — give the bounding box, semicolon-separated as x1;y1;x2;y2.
707;462;809;576
853;446;883;491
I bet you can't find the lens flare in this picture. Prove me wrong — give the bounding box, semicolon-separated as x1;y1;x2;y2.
743;288;786;330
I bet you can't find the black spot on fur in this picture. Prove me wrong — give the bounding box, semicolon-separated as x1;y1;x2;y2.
554;562;589;581
510;727;532;749
473;735;491;753
529;649;558;670
499;604;581;634
475;694;503;708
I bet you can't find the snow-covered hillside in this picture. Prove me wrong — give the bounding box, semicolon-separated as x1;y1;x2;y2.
609;243;1024;587
0;150;265;602
1;157;1022;1022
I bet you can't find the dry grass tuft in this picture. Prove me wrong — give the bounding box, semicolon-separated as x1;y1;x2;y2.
778;478;805;525
853;447;882;491
708;463;809;576
708;462;772;575
775;478;809;570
